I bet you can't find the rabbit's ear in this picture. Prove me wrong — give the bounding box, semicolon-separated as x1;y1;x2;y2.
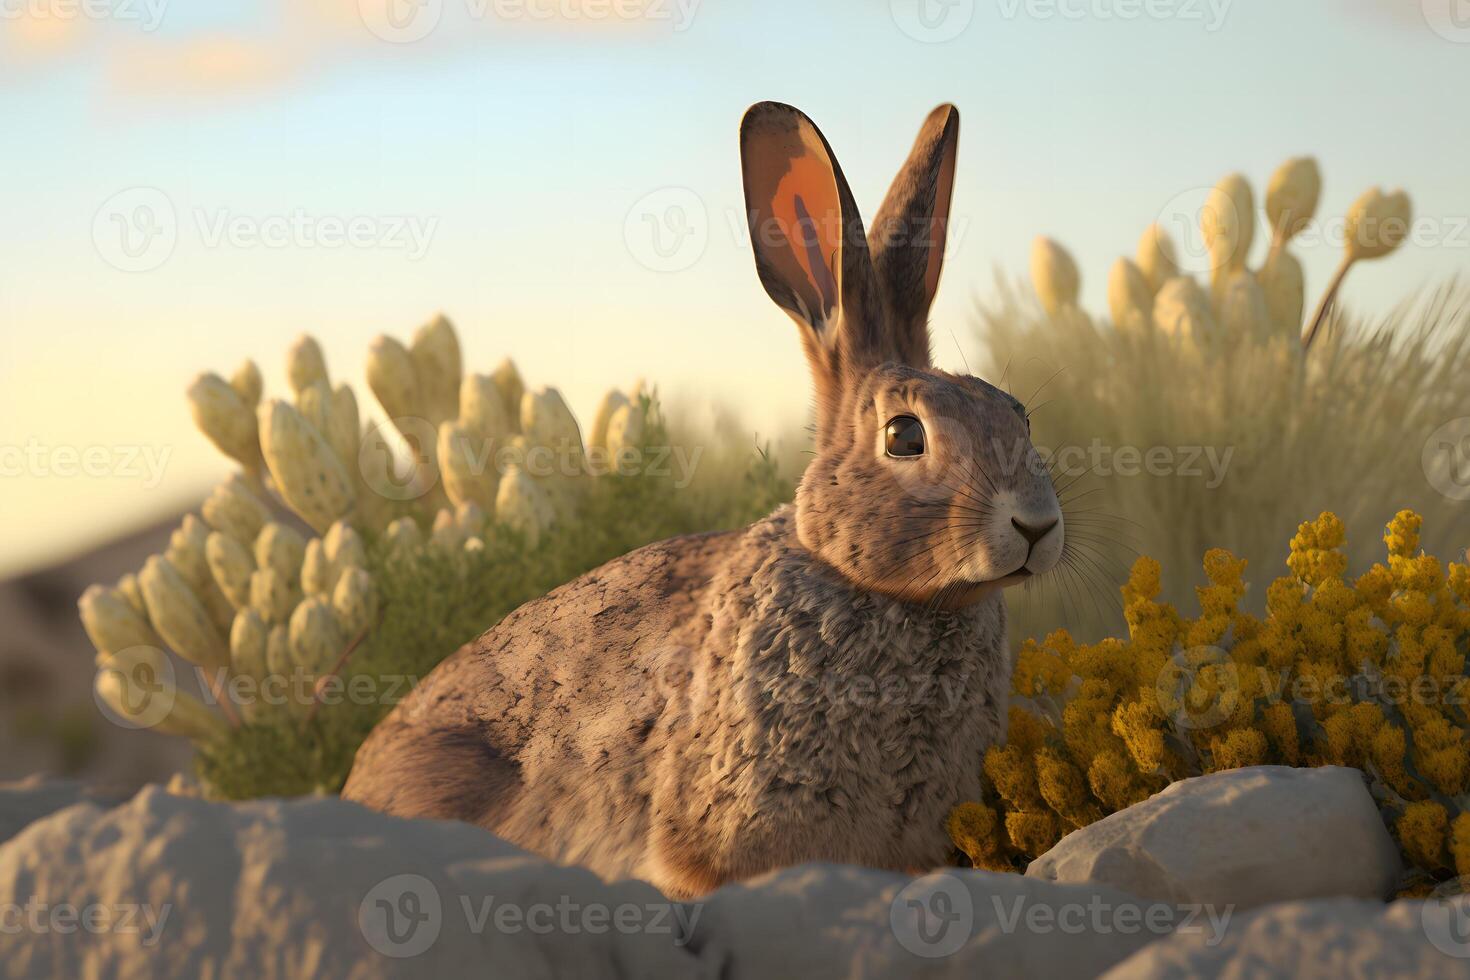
740;103;883;396
868;105;960;368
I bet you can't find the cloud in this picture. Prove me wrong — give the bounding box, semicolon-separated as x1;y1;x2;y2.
2;0;678;101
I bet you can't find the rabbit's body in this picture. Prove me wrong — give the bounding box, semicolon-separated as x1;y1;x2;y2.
344;506;1006;895
345;101;1066;895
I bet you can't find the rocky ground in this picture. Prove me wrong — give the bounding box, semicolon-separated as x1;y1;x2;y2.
1;766;1466;979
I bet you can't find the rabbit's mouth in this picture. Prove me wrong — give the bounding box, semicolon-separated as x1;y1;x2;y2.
935;567;1034;609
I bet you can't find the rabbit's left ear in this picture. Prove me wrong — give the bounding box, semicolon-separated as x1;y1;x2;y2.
868;105;960;368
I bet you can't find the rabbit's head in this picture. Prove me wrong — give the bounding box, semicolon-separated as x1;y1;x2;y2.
740;102;1062;609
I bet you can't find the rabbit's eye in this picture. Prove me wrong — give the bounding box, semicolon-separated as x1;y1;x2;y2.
885;416;926;458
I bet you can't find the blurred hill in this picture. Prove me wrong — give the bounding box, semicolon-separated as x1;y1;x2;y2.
0;512;194;792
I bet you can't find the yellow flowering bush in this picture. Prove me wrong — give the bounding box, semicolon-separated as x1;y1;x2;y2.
952;511;1470;889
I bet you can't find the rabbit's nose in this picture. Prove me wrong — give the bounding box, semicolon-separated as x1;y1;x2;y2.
1011;517;1058;548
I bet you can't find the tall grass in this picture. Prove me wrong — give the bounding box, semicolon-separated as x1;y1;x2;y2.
980;282;1470;644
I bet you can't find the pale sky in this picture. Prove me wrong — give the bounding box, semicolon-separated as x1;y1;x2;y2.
2;0;1467;576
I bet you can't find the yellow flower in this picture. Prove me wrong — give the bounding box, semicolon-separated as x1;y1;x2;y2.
1087;750;1155;812
1037;749;1098;827
1210;728;1268;772
984;744;1043;810
1288;512;1348;586
1385;510;1422;560
1113;700;1171;775
1005;811;1063;857
947;802;1010;871
1452;813;1470;880
1259;702;1301;765
1369;723;1417;800
1413;715;1470;796
1398;802;1449;873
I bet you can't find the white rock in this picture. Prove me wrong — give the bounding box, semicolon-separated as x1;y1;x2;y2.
0;784;1159;979
691;864;1160;980
1027;766;1401;910
0;787;697;979
1099;897;1470;980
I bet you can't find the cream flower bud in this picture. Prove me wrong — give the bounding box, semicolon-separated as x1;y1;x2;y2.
230;359;263;409
496;464;554;546
1201;173;1255;272
1031;236;1080;317
590;390;631;454
1152;277;1217;341
255;522;306;582
1266;157;1321;245
187;373;260;470
460;374;510;443
521;387;585;459
439;421;499;513
431;508;466;554
366;335;423;431
286;334;329;396
1345;188;1413;261
258;399;356;533
1259;249;1306;335
491;358;525;432
202;477;273;545
1135;224;1179;296
230;609;269;681
265;624;292;682
165;515;212;592
206;531;256;610
300;538;333;598
332;567;378;638
249;567;300;626
1218;268;1270;341
327;385;361;469
384;517;423;557
116;573;148;618
324;521;367;574
79;585;160;656
604;402;646;467
139;555;229;669
455;501;488;537
289;596;343;674
1107;258;1154;334
410;314;462;425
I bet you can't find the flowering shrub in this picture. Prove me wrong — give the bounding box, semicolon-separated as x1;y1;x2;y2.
950;511;1470;891
79;317;795;798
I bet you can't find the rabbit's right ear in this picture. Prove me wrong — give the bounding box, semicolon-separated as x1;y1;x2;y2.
740;103;882;405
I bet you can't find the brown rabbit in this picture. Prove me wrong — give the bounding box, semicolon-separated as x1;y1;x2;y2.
342;102;1064;898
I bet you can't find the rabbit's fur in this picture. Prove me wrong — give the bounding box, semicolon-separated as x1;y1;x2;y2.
343;102;1064;897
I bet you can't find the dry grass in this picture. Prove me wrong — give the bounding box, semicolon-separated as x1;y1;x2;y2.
978;281;1470;643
